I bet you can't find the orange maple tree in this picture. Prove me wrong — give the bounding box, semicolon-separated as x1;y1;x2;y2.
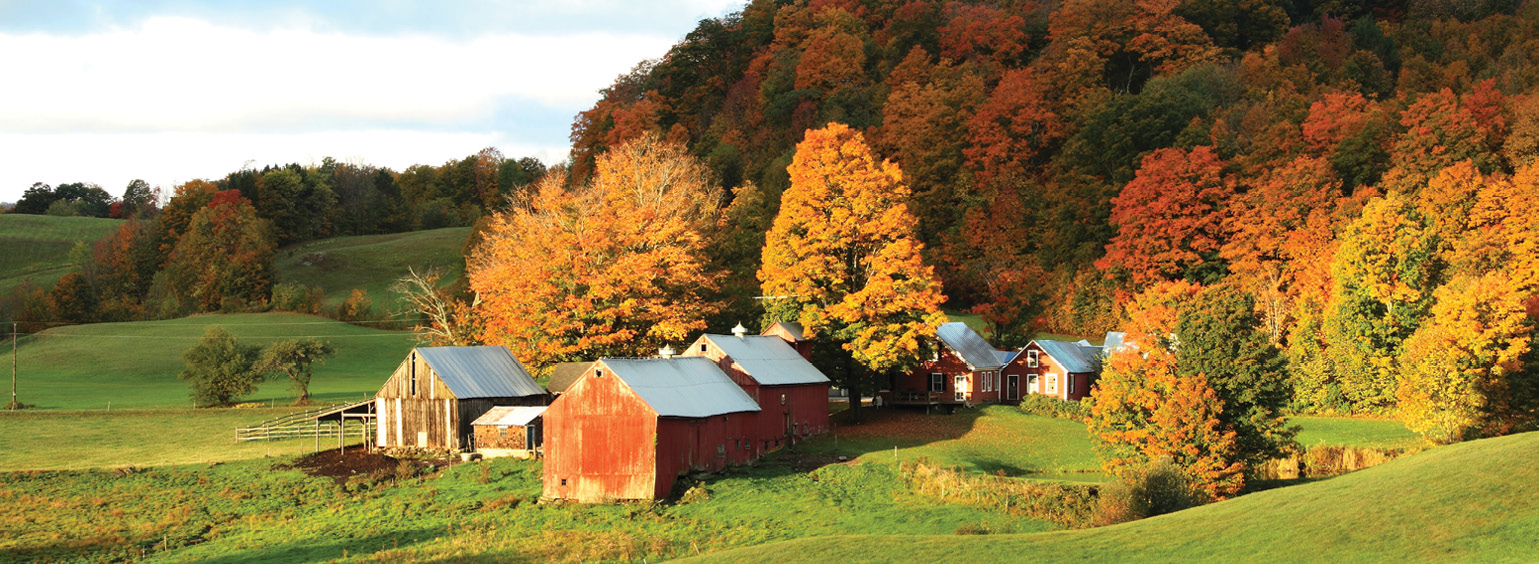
469;134;722;369
759;123;947;375
1098;146;1232;285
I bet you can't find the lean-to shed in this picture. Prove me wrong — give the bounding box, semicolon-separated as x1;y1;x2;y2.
375;346;547;451
472;406;547;458
542;357;760;502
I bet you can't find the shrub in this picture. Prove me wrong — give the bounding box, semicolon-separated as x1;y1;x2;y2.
178;326;264;406
270;282;324;314
1095;457;1197;525
336;289;375;322
1019;394;1088;420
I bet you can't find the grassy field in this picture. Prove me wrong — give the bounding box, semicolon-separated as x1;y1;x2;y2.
817;406;1106;482
0;408;325;471
681;430;1539;564
0;214;123;297
9;312;415;410
1289;416;1423;449
0;447;1056;563
273;227;471;314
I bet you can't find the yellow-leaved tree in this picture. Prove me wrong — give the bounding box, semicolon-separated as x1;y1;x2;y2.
468;133;722;369
759;123;947;415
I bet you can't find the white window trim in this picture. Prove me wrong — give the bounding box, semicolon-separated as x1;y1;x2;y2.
929;373;945;393
1027;350;1039;368
1047;373;1058;394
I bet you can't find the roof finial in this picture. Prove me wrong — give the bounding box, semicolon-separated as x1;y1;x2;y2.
658;344;676;359
731;322;748;338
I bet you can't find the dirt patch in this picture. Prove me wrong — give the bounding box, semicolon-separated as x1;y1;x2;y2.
831;408;971;441
282;447;455;485
775;451;852;473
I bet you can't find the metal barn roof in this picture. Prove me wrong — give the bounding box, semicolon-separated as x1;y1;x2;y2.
1102;332;1128;354
700;335;830;386
936;322;1005;370
415;346;547;399
994;349;1019;365
1031;340;1104;373
601;357;761;418
472;406;548;427
547;361;593;394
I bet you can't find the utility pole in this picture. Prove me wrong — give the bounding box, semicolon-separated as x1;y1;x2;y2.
10;321;17;410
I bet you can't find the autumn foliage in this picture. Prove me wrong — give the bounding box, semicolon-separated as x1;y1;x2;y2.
470;134;722;369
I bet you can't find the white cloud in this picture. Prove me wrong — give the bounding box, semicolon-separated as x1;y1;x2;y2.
0;17;674;133
0;14;690;201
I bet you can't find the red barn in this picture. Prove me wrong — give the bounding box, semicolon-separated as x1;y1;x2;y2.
1002;337;1111;402
892;322;1006;408
542;357;761;502
683;325;830;452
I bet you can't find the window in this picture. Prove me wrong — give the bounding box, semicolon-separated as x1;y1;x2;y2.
1047;373;1058;394
1068;374;1075;395
929;373;945;393
700;343;708;353
594;368;604;378
717;444;726;458
560;478;567;486
1027;350;1039;368
1028;374;1039;394
781;394;787;405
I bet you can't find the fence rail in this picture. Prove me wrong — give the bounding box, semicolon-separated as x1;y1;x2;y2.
234;400;375;442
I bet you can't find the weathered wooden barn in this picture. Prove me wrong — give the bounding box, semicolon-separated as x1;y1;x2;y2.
374;346;547;451
545;361;593;396
542;357;761;502
893;322;1006;408
471;405;547;458
684;324;831;453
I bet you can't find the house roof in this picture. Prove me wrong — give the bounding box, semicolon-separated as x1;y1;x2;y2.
1102;332;1128;354
602;357;762;418
764;321;806;341
547;361;593;394
472;406;548;427
936;322;1004;370
415;346;547;399
994;349;1019;365
700;334;829;386
1031;339;1104;374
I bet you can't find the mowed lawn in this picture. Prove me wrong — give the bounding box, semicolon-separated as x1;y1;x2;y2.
273;227;471;314
1289;416;1423;449
11;312;415;410
0;408;324;471
681;430;1539;564
0;214;122;297
812;406;1106;482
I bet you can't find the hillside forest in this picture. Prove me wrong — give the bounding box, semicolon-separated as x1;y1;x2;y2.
4;0;1539;460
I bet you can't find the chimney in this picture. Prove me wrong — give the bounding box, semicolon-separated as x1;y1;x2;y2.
658;344;676;359
731;322;748;338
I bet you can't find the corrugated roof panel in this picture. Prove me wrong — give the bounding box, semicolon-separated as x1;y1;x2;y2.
936;322;1004;370
701;335;830;386
472;406;548;427
994;349;1019;365
1102;332;1128;354
1032;340;1103;373
603;357;761;418
415;346;547;399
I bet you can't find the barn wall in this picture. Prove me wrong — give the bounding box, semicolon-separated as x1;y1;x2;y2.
542;365;660;502
1006;344;1092;401
899;353;998;405
654;413;756;499
474;424;531;449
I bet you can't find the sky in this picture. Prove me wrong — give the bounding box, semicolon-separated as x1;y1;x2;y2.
0;0;745;203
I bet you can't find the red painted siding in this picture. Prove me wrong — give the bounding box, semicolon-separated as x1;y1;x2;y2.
685;339;831;451
898;352;1001;404
542;363;660;502
1002;343;1094;401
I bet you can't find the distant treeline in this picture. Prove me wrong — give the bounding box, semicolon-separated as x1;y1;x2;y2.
1;149;547;329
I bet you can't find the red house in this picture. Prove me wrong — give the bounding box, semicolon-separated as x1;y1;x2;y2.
892;322;1006;408
683;324;831;452
1001;336;1115;402
542;357;761;502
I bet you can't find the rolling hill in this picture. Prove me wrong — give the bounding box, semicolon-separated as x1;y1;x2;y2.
272;227;471;315
679;431;1539;564
9;312;416;410
0;214;123;297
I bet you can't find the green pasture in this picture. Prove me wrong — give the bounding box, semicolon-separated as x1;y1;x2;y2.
0;214;123;297
0;408;325;471
682;430;1539;564
817;406;1107;482
273;227;471;314
1288;416;1423;449
9;312;414;410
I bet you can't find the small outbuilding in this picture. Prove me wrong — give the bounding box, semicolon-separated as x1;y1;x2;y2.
894;322;1006;408
471;406;547;458
374;346;548;451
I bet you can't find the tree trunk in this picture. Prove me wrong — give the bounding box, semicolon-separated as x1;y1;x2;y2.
845;353;862;423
